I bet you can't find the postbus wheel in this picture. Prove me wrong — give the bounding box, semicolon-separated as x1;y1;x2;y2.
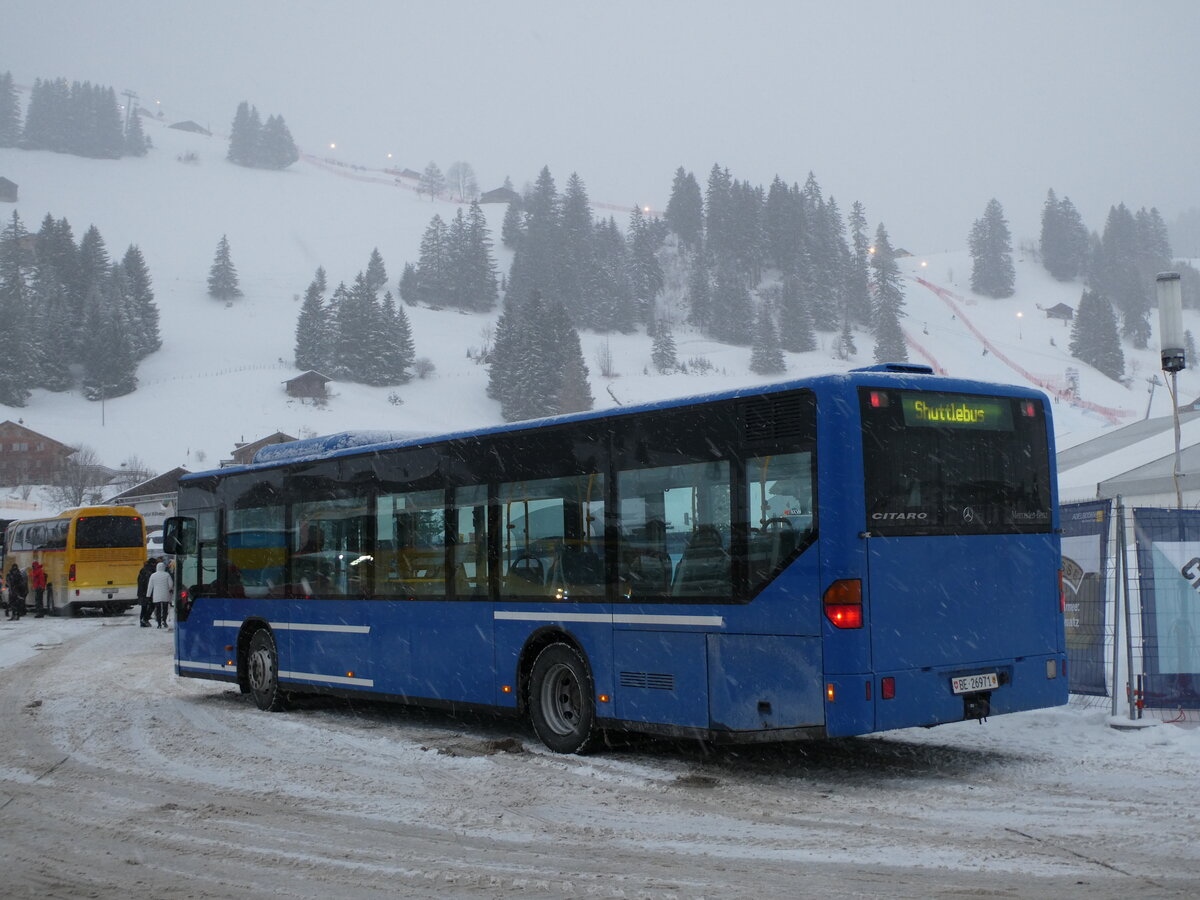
246;629;288;712
528;643;600;754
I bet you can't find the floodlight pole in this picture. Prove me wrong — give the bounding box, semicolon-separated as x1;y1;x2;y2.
1157;273;1186;509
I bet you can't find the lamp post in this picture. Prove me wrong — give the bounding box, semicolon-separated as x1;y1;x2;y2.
1157;272;1186;509
1016;310;1023;340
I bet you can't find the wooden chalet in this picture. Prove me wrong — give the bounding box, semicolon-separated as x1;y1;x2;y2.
223;432;298;468
284;370;332;399
0;421;75;485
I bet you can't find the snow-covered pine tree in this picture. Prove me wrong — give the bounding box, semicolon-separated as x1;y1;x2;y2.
207;235;243;301
505;166;562;312
545;298;593;416
968;198;1016;298
462;200;499;311
259;114;299;169
294;266;330;372
1091;203;1149;348
383;291;415;384
0;71;22;147
628;205;665;326
1069;289;1124;381
872;302;907;364
844;201;873;327
709;260;753;345
500;197;525;250
559;173;597;328
124;108;149;157
749;305;786;375
870;224;907;363
777;273;817;352
651;321;678;373
686;251;714;332
414;214;450;306
665;167;704;250
0;211;33;406
593;217;636;333
227;101;260;166
120;245;160;358
364;248;388;296
833;315;858;360
81;302;137;401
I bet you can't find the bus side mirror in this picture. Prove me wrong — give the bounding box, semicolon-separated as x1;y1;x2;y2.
163;516;196;556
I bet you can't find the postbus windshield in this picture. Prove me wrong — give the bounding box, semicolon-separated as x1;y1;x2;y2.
860;388;1052;536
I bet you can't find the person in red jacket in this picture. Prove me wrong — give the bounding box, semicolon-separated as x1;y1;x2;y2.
29;560;48;618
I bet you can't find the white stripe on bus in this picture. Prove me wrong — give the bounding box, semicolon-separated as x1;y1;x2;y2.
494;611;724;627
279;670;374;687
213;620;370;634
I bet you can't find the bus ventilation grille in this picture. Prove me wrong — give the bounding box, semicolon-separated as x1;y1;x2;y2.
741;394;807;443
620;672;676;691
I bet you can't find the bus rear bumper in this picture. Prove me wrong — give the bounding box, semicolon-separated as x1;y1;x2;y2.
826;653;1069;736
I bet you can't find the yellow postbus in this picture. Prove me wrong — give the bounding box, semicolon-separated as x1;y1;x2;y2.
4;506;147;616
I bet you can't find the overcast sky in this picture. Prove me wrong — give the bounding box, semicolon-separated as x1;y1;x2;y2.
6;0;1197;251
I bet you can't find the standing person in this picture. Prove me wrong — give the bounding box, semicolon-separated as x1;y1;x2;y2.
146;560;173;629
137;556;158;627
6;562;27;620
29;560;47;618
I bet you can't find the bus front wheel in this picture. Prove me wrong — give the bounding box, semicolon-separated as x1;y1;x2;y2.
528;643;600;754
246;629;288;712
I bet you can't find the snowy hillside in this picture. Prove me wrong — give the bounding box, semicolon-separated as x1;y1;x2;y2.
1;120;1196;511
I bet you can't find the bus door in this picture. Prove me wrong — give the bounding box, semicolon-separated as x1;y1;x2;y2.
172;511;224;675
285;500;373;692
373;486;494;703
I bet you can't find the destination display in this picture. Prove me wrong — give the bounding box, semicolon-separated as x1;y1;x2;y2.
901;393;1014;430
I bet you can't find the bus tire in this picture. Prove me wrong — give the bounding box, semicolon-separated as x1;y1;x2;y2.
528;642;600;754
246;629;288;712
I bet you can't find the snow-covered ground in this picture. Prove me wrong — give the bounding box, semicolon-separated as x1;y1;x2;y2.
0;616;1197;900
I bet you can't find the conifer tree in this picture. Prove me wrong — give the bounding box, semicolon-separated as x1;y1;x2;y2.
833;316;858;360
120;245;160;358
1069;289;1124;380
546;298;594;415
665;167;704;250
0;211;33;406
506;166;562;309
413;214;450;305
82;303;137;400
686;252;714;332
1090;203;1150;348
968;198;1016;298
461;200;499;311
0;71;22;147
628;205;665;326
207;234;243;301
709;261;753;345
398;262;419;305
259;114;299;169
593;217;636;333
749;305;786;376
383;291;415;383
778;273;817;352
872;302;907;363
124;108;149;157
870;224;905;324
227;101;260;166
500;198;524;249
651;321;678;373
845;201;874;327
294;266;330;371
364;248;388;296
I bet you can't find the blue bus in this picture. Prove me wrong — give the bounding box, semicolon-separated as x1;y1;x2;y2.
164;364;1067;753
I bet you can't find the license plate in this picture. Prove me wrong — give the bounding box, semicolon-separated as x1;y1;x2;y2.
951;672;999;694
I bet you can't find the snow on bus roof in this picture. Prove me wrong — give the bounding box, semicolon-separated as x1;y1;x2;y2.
253;430;432;465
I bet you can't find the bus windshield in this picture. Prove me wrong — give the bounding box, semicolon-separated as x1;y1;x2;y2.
75;515;144;549
860;388;1052;536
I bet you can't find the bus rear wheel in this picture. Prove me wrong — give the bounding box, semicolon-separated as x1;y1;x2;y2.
528;643;600;754
247;629;288;712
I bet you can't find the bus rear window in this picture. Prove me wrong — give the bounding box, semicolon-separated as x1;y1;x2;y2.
860;389;1052;536
75;516;143;549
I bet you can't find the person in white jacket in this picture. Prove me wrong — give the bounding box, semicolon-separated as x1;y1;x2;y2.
146;561;174;629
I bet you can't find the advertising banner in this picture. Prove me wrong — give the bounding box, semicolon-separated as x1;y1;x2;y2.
1060;500;1110;696
1132;508;1200;708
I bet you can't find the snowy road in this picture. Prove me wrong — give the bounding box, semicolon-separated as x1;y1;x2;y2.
0;617;1196;899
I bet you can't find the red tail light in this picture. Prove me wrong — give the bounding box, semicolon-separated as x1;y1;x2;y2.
69;563;76;582
881;676;896;700
823;579;863;629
